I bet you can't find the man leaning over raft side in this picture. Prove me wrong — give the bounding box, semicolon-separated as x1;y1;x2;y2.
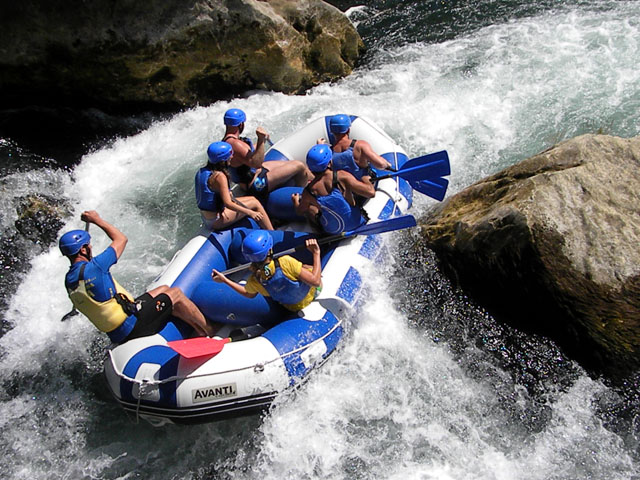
60;210;215;343
291;144;375;235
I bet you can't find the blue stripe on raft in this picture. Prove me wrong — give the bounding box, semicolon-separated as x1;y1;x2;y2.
378;198;396;220
358;235;382;260
263;265;359;382
263;311;342;384
264;148;290;162
336;266;362;304
158;320;191;342
120;346;180;407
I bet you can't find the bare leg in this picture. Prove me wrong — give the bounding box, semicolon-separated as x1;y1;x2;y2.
149;285;215;336
236;196;274;230
263;160;312;189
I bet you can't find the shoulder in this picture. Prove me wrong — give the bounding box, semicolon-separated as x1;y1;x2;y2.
278;256;302;278
337;170;355;182
92;246;118;271
64;261;86;288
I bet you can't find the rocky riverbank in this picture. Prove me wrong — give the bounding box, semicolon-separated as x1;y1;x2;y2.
419;134;640;380
0;0;363;159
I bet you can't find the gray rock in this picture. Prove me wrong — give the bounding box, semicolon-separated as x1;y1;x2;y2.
0;0;364;110
420;134;640;378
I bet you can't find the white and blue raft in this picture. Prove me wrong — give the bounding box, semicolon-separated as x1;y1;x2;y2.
103;115;450;426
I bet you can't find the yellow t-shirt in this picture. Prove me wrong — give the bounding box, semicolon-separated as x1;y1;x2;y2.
245;256;317;311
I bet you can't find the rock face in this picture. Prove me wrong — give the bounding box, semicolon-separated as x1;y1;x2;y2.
420;134;640;379
0;0;364;111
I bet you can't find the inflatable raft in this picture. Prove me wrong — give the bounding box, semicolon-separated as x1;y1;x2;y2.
104;115;439;426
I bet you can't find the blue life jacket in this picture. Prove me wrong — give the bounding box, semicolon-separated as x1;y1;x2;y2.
331;140;366;180
195;167;222;212
311;170;366;234
260;258;311;306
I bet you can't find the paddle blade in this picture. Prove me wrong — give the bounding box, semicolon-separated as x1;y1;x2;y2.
344;215;417;237
167;337;231;359
375;150;450;182
398;159;451;182
410;177;449;201
401;150;450;176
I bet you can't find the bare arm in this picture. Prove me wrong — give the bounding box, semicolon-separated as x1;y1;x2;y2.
338;171;375;199
80;210;127;259
211;270;258;298
293;190;315;217
210;173;260;217
229;127;269;169
297;239;322;287
354;140;392;170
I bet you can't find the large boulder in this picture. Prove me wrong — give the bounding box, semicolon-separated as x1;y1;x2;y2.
0;0;363;110
420;134;640;379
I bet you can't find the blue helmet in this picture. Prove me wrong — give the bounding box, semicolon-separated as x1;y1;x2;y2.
306;144;332;172
207;141;233;163
59;229;91;256
223;108;246;127
329;114;351;134
242;230;274;263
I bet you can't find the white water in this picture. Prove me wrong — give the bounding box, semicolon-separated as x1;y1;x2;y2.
1;3;639;478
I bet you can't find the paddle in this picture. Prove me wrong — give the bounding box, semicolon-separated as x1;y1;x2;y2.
374;150;450;182
373;150;450;201
60;221;90;322
219;214;417;276
167;336;231;358
409;176;449;201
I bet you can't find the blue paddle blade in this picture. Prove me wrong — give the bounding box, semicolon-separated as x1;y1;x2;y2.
401;150;450;175
398;159;451;181
375;150;451;183
410;177;449;201
344;214;417;237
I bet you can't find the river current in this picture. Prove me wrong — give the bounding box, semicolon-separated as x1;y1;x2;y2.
1;1;639;478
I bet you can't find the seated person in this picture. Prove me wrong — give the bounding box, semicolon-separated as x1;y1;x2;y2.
222;108;312;200
196;141;274;231
212;231;322;313
61;210;215;343
324;114;393;180
291;144;374;235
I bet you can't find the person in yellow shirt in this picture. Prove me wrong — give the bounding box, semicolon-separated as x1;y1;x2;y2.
212;230;321;312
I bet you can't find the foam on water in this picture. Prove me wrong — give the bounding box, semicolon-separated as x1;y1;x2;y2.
1;2;639;478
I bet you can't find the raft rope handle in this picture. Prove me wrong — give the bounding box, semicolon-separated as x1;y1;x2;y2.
107;317;344;386
134;379;150;423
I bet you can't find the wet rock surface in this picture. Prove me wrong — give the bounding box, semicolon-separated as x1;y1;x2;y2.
419;134;640;380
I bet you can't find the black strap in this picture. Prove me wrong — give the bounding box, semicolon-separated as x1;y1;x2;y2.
78;263;87;281
114;293;138;316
